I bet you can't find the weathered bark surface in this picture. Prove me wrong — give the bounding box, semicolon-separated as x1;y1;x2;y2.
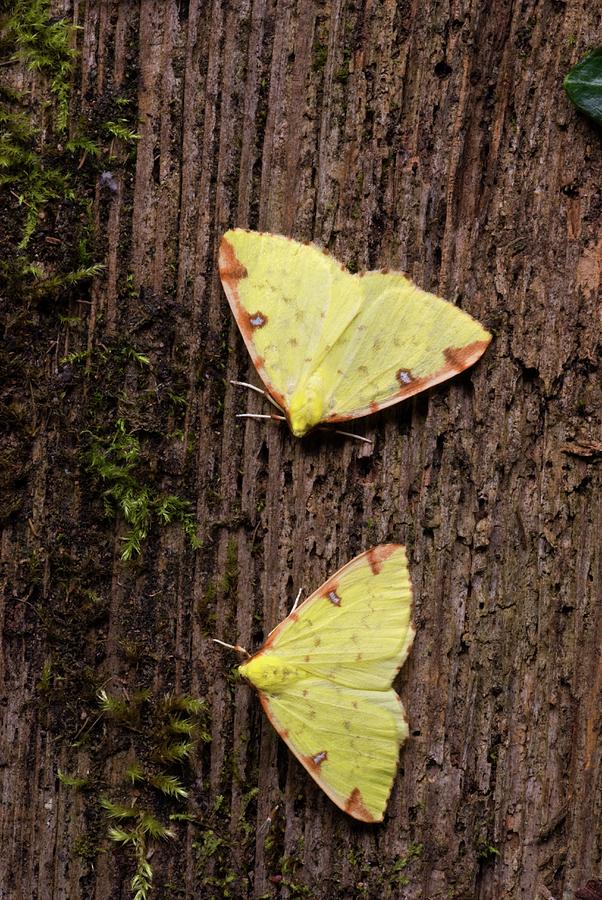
1;1;601;899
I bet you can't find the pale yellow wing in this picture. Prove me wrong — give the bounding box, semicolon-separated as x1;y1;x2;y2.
318;270;491;423
256;544;414;690
218;229;361;415
258;679;408;822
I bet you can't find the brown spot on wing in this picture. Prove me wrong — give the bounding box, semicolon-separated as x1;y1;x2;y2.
396;368;413;386
248;310;267;329
366;544;397;575
320;577;341;604
305;750;328;772
345;787;376;823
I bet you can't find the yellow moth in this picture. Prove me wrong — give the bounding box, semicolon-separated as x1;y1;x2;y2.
219;544;414;823
219;229;491;437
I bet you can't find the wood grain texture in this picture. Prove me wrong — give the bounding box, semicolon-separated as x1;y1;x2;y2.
1;1;601;898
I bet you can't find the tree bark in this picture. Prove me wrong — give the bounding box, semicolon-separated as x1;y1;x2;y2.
1;1;601;898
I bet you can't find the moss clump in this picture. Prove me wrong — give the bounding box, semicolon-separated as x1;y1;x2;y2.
220;539;239;597
1;0;78;132
0;97;75;248
86;417;201;560
61;690;211;900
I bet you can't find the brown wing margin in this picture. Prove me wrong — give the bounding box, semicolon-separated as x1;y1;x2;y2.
257;691;379;823
218;235;289;413
323;338;491;424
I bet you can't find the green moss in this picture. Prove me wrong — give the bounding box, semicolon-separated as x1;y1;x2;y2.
0;105;75;248
220;539;239;596
193;823;242;897
104;118;141;144
0;2;84;249
388;842;423;887
0;2;132;275
72;833;100;861
37;657;53;693
57;768;90;790
2;0;78;132
103;800;173;900
60;689;212;899
475;822;500;862
476;839;500;861
86;417;201;560
334;47;351;84
312;42;328;72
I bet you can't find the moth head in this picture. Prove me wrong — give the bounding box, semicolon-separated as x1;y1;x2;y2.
239;653;299;693
287;375;324;437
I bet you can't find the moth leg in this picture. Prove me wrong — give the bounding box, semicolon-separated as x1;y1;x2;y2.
212;638;250;658
319;427;373;445
258;804;279;836
290;587;303;613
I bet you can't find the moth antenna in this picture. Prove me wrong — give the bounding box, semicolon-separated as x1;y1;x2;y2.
321;427;373;445
290;587;303;613
230;379;283;412
212;638;250;658
230;379;266;397
236;413;286;422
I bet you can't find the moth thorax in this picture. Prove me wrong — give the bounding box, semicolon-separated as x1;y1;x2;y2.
239;654;301;693
288;374;325;437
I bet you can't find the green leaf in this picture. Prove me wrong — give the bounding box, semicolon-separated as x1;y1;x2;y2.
564;47;602;127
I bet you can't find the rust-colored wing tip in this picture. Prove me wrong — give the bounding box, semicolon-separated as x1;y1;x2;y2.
218;235;248;284
443;338;491;373
366;543;400;576
345;787;378;823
